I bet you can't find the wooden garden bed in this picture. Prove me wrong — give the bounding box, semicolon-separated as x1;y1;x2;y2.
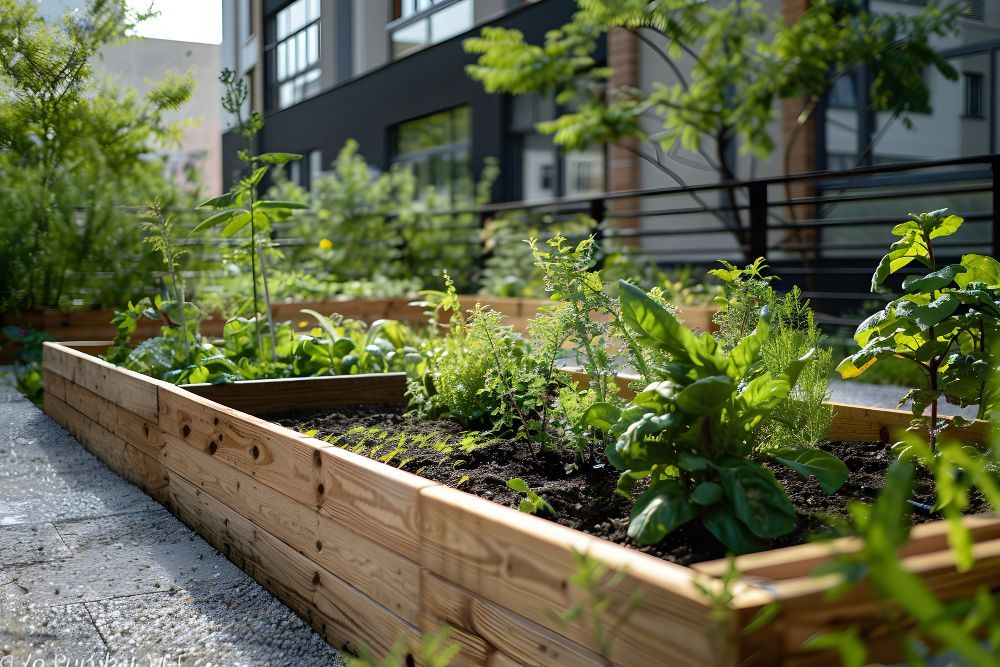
42;340;987;667
3;298;717;363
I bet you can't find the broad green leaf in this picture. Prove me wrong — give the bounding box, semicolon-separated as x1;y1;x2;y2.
254;200;310;210
674;375;735;415
908;293;960;329
702;504;768;554
506;478;528;492
627;479;695;545
727;306;770;377
580;402;621;432
735;349;814;428
901;264;965;293
927;213;964;239
197;191;238;209
220;212;253;238
691;481;723;506
871;232;929;291
718;463;796;539
955;254;1000;288
245;166;268;188
618;280;713;368
301;308;341;345
770;447;849;494
191;207;247;233
257;152;302;165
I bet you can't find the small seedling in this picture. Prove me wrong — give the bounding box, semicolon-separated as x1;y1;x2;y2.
507;478;556;517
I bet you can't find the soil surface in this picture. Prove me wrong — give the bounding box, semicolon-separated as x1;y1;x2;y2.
271;406;991;567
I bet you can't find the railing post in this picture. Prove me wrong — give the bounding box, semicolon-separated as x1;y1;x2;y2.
992;157;1000;261
590;197;607;269
748;181;768;261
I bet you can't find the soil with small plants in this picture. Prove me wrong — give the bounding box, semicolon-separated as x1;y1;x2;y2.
270;406;992;567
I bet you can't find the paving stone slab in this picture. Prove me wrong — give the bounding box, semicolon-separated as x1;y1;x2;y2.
0;472;159;526
89;581;344;667
55;510;201;552
0;523;71;567
0;600;106;662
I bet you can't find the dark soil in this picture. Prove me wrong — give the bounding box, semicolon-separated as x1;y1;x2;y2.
271;405;992;567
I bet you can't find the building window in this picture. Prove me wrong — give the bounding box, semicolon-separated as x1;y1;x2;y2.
509;94;605;200
828;71;858;109
964;72;984;118
393;106;472;204
271;0;321;110
389;0;473;59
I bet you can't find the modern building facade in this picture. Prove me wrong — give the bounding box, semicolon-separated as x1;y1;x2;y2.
221;0;1000;210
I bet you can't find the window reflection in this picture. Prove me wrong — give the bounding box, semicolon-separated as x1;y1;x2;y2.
390;0;473;59
271;0;321;110
393;107;472;204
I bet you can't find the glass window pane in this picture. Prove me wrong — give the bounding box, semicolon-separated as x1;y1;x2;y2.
307;24;319;65
289;0;305;33
452;106;471;142
277;9;289;40
276;42;286;80
429;0;472;43
307;0;320;22
279;81;293;109
297;32;306;75
391;19;428;58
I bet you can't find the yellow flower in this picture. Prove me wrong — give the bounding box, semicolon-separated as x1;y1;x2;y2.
318;238;333;250
298;321;309;329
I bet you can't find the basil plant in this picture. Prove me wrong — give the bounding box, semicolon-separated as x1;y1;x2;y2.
589;281;847;554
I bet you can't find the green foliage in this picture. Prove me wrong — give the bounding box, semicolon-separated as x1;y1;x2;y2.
348;626;460;667
838;210;1000;445
603;282;847;553
1;324;54;364
811;449;1000;666
0;0;195;311
13;361;43;406
465;0;959;181
506;478;556;517
712;259;834;449
193;69;308;363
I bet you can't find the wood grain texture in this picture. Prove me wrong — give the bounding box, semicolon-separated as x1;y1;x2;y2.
43;342;160;422
121;445;171;505
158;425;422;624
696;516;1000;580
167;473;420;658
420;570;606;667
418;485;720;667
828;401;991;444
44;393;127;474
182;373;407;414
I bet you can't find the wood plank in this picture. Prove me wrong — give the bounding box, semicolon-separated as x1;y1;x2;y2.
43;368;66;402
696;516;1000;580
167;471;420;658
418;485;721;667
44;394;127;474
828;401;991;444
158;384;325;508
675;305;718;333
420;570;606;667
42;343;160;422
317;444;437;564
754;538;1000;666
159;381;437;564
121;445;170;505
182;373;407;415
157;426;423;624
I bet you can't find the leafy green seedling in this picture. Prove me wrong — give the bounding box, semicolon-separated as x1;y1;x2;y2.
506;478;556;517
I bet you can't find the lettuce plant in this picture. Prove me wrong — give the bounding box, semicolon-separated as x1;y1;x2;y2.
838;210;1000;446
593;282;847;553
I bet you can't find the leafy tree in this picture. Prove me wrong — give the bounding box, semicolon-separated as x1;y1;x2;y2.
0;0;194;311
464;0;961;255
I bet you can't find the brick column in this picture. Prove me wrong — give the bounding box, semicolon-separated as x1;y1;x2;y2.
606;27;641;246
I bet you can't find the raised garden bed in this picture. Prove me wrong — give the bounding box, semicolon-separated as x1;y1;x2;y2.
42;340;988;666
3;298;717;363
